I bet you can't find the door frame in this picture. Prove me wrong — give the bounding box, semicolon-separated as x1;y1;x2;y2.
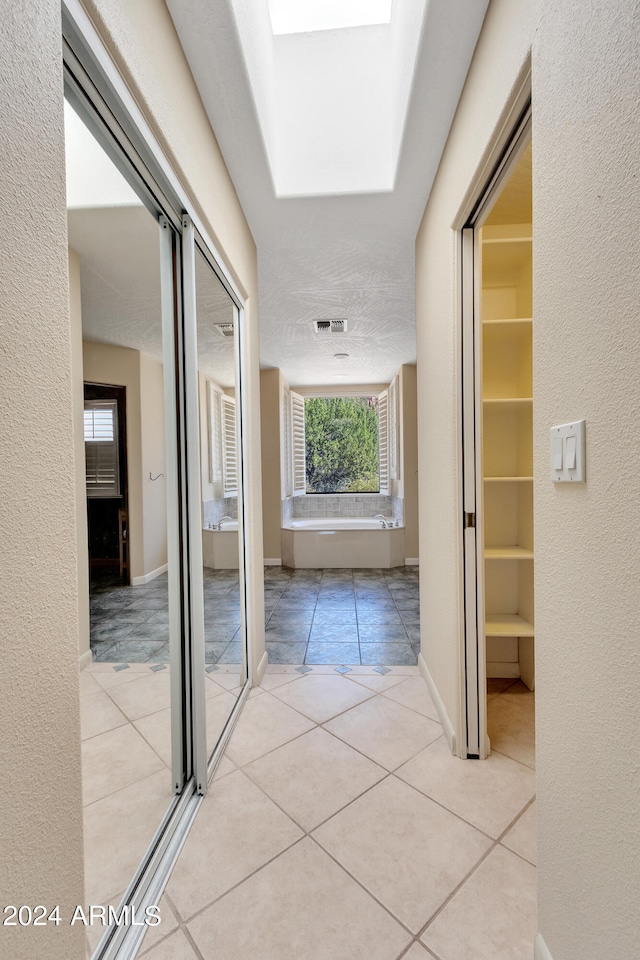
458;100;532;759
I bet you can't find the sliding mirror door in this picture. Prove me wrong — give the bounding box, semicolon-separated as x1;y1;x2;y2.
184;233;249;772
65;96;185;935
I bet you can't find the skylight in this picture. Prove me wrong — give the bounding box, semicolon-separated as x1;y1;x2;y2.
268;0;393;36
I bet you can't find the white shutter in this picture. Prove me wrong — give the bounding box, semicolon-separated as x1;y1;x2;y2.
291;391;306;497
84;400;120;497
388;376;399;480
221;394;238;497
280;384;292;498
378;389;389;495
207;383;223;484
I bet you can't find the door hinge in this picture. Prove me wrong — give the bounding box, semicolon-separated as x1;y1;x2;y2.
464;512;476;529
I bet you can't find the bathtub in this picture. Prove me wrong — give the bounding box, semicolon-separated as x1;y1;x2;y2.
282;518;405;569
203;520;239;569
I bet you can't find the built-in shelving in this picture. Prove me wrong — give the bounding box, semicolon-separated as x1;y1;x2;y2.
480;219;534;689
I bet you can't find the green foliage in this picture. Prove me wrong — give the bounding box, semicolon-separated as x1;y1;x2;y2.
305;397;379;493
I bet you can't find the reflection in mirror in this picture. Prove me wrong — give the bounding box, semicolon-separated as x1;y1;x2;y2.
194;248;247;760
65;97;178;942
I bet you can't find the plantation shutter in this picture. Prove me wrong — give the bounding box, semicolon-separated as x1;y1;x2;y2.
388;376;399;480
84;400;120;497
208;384;223;484
281;384;292;497
378;389;389;495
291;391;306;497
221;394;238;497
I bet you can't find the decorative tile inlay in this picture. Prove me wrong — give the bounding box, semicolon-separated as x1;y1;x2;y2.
296;665;313;674
374;666;391;675
150;664;166;672
334;666;352;674
114;664;129;672
206;665;220;672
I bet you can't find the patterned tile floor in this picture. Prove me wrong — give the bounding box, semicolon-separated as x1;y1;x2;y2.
90;566;420;667
133;669;536;960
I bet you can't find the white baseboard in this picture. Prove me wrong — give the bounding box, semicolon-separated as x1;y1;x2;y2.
263;558;282;566
78;649;93;671
405;558;419;566
535;934;554;960
255;649;269;684
132;563;168;586
418;653;456;754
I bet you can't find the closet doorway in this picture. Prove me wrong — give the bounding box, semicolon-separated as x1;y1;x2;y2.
461;108;535;766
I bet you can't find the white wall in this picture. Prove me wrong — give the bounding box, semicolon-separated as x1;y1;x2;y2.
532;1;640;957
140;352;168;576
416;0;640;956
0;3;86;957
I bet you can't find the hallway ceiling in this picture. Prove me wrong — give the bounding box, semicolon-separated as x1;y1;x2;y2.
166;0;490;387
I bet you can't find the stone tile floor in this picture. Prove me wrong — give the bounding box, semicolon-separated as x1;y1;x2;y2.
133;669;536;960
90;566;420;667
264;565;420;666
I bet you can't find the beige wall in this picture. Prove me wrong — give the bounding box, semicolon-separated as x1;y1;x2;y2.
0;2;86;957
260;369;284;560
69;248;91;664
533;1;640;957
140;352;168;576
82;340;146;580
400;364;419;561
83;0;265;673
416;0;533;744
416;0;640;956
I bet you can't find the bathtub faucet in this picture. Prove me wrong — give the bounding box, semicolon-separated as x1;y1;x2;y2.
215;516;233;530
374;514;393;528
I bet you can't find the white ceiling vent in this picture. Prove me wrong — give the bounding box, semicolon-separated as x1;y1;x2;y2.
313;318;348;334
216;323;235;338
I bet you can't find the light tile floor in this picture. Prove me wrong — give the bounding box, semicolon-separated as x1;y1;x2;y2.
134;671;536;960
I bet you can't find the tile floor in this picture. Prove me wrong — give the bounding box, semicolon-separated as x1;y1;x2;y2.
264;565;420;665
90;566;420;667
133;670;536;960
80;660;245;958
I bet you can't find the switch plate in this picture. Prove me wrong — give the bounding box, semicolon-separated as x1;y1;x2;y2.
550;420;586;482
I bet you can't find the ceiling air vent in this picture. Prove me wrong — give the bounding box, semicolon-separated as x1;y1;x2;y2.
216;323;234;338
312;318;347;334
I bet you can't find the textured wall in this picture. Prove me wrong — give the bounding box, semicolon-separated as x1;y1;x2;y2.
415;0;532;743
0;3;86;958
533;1;640;956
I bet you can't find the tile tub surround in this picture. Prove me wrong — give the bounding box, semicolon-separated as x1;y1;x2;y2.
136;668;536;960
264;566;420;665
292;494;394;519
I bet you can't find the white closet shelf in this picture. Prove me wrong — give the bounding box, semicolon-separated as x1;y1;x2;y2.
483;397;532;408
485;546;534;560
482;317;532;326
486;614;534;637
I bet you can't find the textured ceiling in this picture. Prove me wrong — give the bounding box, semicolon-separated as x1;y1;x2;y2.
68;205;237;386
167;0;490;387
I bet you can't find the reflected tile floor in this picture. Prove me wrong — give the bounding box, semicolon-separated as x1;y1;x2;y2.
137;669;536;960
89;569;242;664
264;565;420;666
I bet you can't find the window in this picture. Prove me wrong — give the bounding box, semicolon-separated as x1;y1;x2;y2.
84;400;120;497
207;383;237;497
285;386;398;496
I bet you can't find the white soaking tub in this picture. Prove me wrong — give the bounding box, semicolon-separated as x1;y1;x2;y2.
202;520;239;569
282;517;405;568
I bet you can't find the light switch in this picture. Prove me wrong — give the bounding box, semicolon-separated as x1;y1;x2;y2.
550;420;586;482
552;437;563;471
